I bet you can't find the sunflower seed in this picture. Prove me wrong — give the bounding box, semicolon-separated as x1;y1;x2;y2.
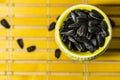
88;26;101;33
60;30;75;36
70;12;77;22
68;22;81;29
88;20;99;26
68;36;77;43
91;36;98;48
1;19;10;29
74;9;88;19
97;34;105;47
100;21;108;30
27;46;36;52
55;49;61;59
17;39;24;49
77;24;88;37
89;10;104;20
48;22;56;31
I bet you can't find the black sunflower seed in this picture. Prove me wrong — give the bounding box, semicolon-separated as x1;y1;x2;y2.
86;32;93;40
63;18;74;26
68;36;77;43
1;19;10;29
100;21;108;31
68;22;81;29
60;29;75;36
61;35;68;43
27;46;36;52
97;34;105;47
77;24;88;37
74;9;88;19
70;12;77;22
75;43;86;52
76;16;88;23
17;39;24;49
48;22;56;31
89;10;104;20
88;26;101;33
88;20;99;27
91;37;98;48
55;49;61;59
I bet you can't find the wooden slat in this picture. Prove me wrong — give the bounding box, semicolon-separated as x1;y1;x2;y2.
112;28;120;37
50;63;84;72
0;75;6;80
12;7;47;15
88;0;120;4
50;7;70;15
10;75;46;80
11;18;48;26
12;52;48;60
95;50;120;60
50;0;82;4
11;63;47;72
0;63;6;71
0;52;8;60
12;29;48;37
88;75;120;80
97;6;120;15
12;0;47;4
0;7;8;14
0;40;8;48
109;39;120;49
88;63;120;72
0;0;7;4
49;75;84;80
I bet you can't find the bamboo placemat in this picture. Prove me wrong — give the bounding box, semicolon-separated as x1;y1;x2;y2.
0;0;120;80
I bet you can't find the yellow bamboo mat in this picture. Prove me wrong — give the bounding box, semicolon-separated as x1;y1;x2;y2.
0;0;120;80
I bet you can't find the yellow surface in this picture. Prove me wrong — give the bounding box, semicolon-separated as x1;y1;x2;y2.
0;0;119;80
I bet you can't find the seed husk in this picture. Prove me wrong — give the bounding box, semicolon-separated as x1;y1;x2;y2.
48;22;56;31
1;19;10;29
17;39;24;49
77;24;88;37
88;20;99;27
27;46;36;52
70;12;77;22
97;34;105;47
89;10;104;20
88;26;101;33
74;9;88;19
55;49;61;59
60;29;75;36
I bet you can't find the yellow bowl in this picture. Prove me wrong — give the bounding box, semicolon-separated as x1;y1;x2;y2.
55;4;112;60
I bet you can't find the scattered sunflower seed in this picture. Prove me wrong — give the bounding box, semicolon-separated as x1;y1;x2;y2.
27;46;36;52
17;39;24;49
48;22;56;31
55;49;61;59
1;19;10;29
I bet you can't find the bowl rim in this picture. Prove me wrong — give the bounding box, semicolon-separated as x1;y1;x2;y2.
55;4;112;60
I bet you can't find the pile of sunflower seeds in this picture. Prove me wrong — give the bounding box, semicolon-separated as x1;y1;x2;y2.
60;9;109;53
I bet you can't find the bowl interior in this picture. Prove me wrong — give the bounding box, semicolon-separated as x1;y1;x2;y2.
55;4;112;60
